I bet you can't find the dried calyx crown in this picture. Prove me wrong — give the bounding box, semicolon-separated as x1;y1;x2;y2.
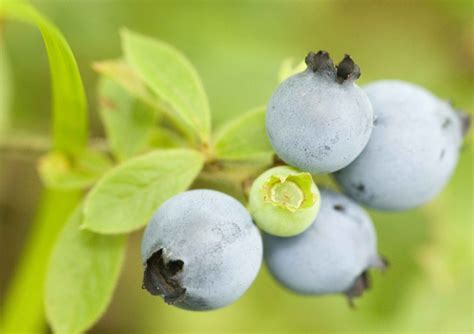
305;50;361;84
344;256;389;308
142;249;186;304
456;110;472;137
446;101;471;138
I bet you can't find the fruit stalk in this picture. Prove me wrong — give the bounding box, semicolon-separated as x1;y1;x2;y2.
0;189;81;333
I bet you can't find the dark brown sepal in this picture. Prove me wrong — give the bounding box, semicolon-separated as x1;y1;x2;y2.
345;270;371;308
142;249;186;304
456;110;471;138
305;51;336;77
373;255;390;271
336;54;361;84
344;256;389;307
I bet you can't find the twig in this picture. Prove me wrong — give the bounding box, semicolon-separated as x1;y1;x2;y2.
0;134;110;160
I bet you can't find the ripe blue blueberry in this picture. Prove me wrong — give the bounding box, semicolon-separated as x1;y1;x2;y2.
335;80;471;211
264;189;386;303
141;189;263;311
266;51;374;174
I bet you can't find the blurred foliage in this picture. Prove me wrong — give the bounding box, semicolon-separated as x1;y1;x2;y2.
1;0;472;333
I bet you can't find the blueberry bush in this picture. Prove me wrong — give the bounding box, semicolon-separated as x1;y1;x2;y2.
0;1;471;334
1;3;275;332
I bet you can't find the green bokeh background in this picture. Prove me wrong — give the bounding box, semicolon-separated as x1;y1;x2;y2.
1;0;472;333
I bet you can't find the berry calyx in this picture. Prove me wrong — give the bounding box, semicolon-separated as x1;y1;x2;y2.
263;173;316;212
305;50;361;84
249;166;320;237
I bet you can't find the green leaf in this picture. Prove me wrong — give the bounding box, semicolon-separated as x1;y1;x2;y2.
148;127;187;149
38;150;112;190
0;1;88;155
122;29;211;143
278;58;306;83
45;204;126;334
93;59;157;108
98;76;156;161
213;107;274;161
83;149;204;234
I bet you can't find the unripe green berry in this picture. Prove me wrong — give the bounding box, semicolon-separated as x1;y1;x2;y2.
249;166;320;237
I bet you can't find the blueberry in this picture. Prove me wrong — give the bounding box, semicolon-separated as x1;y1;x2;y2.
266;51;374;174
335;80;471;211
264;189;386;303
141;189;263;311
248;166;320;237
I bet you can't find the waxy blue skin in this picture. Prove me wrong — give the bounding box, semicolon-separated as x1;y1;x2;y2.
335;80;468;211
264;189;383;297
141;189;263;311
266;66;373;174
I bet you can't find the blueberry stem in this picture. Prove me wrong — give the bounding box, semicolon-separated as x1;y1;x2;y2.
1;190;81;333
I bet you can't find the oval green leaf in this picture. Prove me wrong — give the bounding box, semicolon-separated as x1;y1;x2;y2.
93;59;156;106
213;107;274;161
83;149;204;234
45;204;126;334
0;1;88;155
38;150;112;190
98;76;156;161
148;127;187;149
122;29;211;143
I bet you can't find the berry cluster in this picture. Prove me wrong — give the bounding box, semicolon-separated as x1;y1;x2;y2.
141;51;470;311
